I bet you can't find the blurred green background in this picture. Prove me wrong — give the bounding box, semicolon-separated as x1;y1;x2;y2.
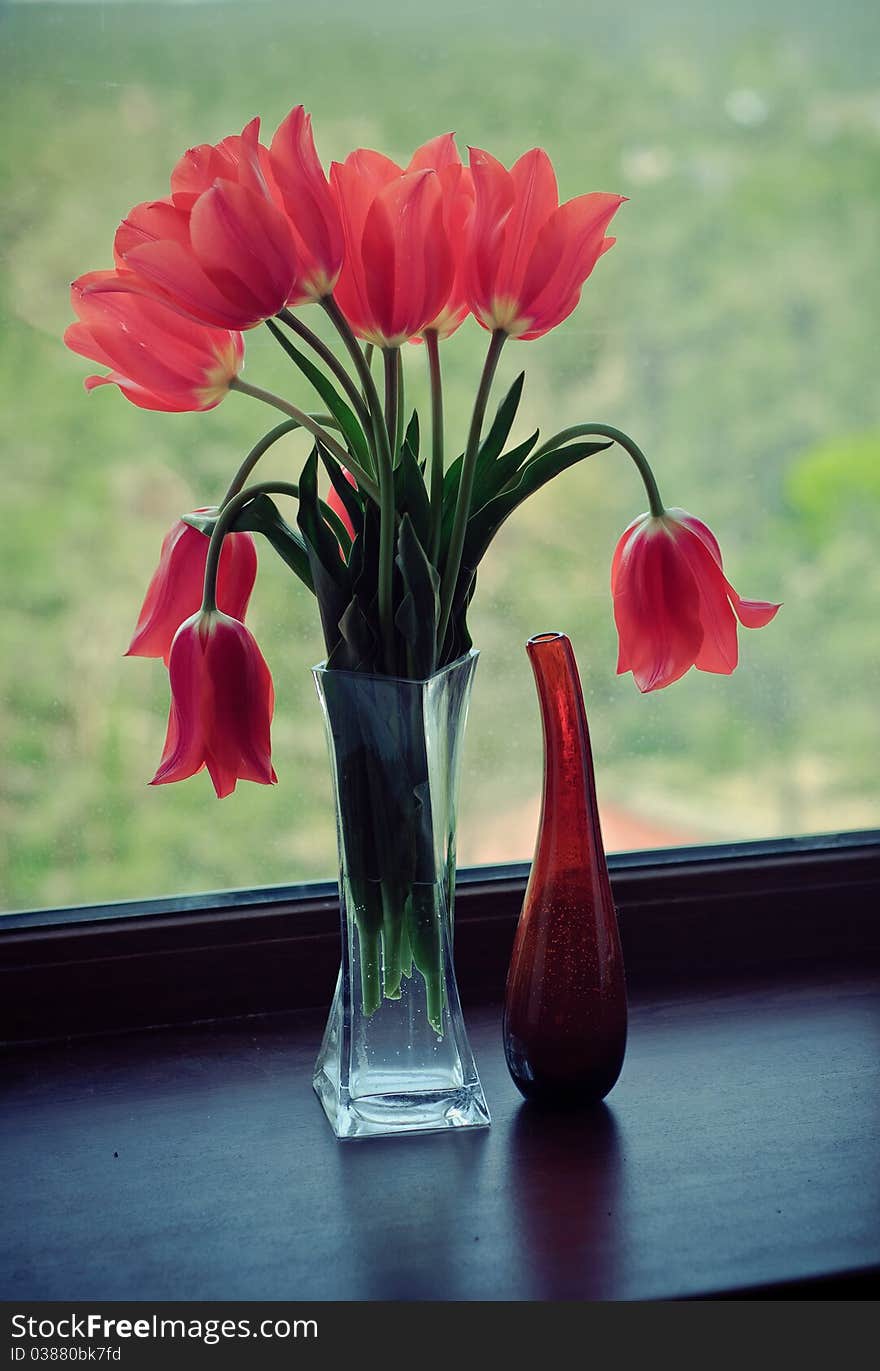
2;0;878;912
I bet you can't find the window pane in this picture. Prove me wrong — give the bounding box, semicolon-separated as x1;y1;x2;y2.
3;0;878;912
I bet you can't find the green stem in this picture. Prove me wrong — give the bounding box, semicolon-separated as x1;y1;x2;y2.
229;376;380;504
532;422;665;518
322;296;397;673
321;298;388;441
202;480;300;614
383;348;399;460
221;420;301;505
437;328;506;655
424;329;444;565
395;348;406;459
275;308;372;433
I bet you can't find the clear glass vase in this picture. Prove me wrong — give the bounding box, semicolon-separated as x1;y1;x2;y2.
312;649;491;1140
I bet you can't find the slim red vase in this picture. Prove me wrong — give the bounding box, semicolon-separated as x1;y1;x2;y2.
503;632;627;1105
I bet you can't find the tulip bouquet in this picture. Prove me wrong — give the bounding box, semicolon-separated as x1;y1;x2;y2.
65;107;779;1043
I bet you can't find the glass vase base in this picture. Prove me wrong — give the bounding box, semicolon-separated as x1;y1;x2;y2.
313;1071;491;1141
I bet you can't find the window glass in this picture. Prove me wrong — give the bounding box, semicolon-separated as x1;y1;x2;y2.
2;0;878;912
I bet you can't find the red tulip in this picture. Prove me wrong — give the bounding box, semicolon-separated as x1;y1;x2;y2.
331;152;454;346
126;514;258;665
269;105;345;301
611;509;780;693
95;120;300;330
151;610;277;799
168;120;278;211
65;271;243;411
407;134;474;339
466;146;625;340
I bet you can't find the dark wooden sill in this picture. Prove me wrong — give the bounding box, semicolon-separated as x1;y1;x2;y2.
2;969;878;1301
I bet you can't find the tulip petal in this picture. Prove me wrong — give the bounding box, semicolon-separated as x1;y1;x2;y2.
188;179;298;321
150;618;207;785
517;192;625;336
467;147;516;322
126;520;257;663
662;521;740;675
338;164;451;345
613;523;704;691
360;179;404;342
127;522;210;662
330;159;377;338
216;532;259;625
408;132;461;174
119;238;254;329
202;616;276;794
269;106;344;295
728;592;781;629
69;274;242;409
343;147;403;192
64;321;116;372
84;372;195;413
672;509;724;568
673;509;781;633
494;148;559;302
170;143;239;211
150;613;275;798
115;198;191;267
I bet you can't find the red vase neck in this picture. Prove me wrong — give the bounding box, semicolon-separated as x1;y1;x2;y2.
527;632;610;898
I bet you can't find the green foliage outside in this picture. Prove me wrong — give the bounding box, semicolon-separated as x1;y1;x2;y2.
1;0;878;912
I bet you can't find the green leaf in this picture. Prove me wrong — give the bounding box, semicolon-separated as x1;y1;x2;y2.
180;511;216;535
463;440;612;572
233;494;315;593
403;409;420;463
441;440;613;657
394;514;440;679
438;375;528;555
393;442;432;554
297;448;351;657
439;429;539;562
317;445;364;541
330;597;378;672
440;451;465;518
326;501;382;673
477;371;525;469
266;318;372;476
445;574;475;665
470;430;539;523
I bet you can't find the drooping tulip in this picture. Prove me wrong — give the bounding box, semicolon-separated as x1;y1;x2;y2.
269;105;345;301
466;146;625;340
611;508;780;693
331;153;454;346
93;120;300;330
151;610;276;799
407;134;474;339
126;514;258;665
65;271;243;411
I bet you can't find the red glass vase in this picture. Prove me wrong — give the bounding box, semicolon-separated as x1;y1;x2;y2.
503;632;627;1105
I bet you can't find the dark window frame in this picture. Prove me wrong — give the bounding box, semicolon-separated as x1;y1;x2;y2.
2;830;879;1043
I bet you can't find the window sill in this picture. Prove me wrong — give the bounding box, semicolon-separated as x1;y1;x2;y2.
3;968;878;1301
